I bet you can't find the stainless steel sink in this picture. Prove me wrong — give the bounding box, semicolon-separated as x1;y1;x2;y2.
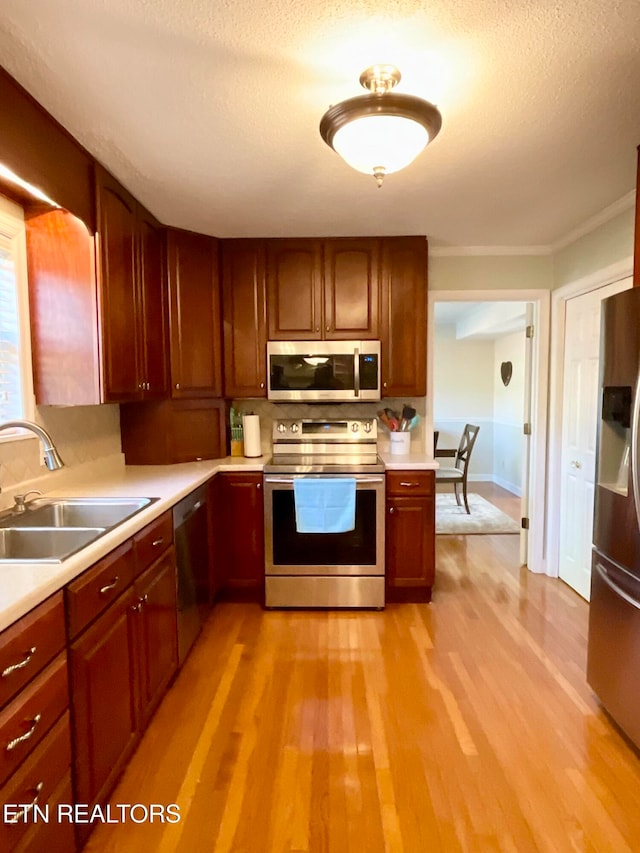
0;527;107;562
2;497;156;530
0;497;159;563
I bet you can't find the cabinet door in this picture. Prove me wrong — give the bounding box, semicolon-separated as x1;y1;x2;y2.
386;495;434;602
95;166;141;402
134;550;178;728
380;236;428;397
167;229;223;398
324;238;380;339
69;587;138;808
267;239;323;339
221;239;267;397
138;208;169;399
217;473;264;598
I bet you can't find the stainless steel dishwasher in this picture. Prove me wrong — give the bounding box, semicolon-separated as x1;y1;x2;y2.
173;484;210;664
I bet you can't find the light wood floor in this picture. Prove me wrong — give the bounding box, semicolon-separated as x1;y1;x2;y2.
84;532;640;852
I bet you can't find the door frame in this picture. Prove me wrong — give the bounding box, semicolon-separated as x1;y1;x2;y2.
427;288;551;575
546;256;634;578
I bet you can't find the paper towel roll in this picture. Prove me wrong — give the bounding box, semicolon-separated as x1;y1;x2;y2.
242;414;262;457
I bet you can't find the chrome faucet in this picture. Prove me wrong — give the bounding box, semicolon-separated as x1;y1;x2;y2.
0;420;65;472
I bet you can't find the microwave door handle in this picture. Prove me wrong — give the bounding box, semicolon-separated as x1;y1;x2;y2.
632;371;640;531
354;347;360;398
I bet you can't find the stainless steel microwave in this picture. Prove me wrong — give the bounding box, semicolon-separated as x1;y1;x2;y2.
267;340;381;402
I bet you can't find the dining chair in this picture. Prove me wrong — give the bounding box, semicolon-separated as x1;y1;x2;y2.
435;424;480;514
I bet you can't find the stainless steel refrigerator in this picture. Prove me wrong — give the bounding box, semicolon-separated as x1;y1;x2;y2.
587;286;640;748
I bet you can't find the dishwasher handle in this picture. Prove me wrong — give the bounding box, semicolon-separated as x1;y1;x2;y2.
173;484;208;528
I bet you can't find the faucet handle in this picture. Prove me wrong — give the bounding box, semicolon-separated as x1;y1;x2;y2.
14;490;42;512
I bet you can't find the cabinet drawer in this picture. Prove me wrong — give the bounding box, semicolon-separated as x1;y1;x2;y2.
0;711;72;853
65;541;134;640
386;470;434;496
0;593;65;711
133;511;173;576
0;653;68;787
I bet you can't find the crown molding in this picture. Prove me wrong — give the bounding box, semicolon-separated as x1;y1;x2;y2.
429;189;637;258
550;190;636;252
429;245;550;257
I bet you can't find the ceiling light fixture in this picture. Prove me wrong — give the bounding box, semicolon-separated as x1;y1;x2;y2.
319;64;442;188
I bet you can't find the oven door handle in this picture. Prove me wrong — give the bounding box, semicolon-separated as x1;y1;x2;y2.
264;476;385;484
354;347;360;398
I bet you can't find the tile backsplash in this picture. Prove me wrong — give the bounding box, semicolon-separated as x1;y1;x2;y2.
231;398;426;454
0;405;122;502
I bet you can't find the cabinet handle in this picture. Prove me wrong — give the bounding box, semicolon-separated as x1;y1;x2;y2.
383;382;388;388
260;382;265;389
99;576;120;595
257;482;262;489
2;647;37;678
138;594;149;608
315;326;320;332
389;507;395;514
326;326;330;332
400;481;420;488
5;781;44;822
6;713;42;751
175;383;181;391
152;538;164;547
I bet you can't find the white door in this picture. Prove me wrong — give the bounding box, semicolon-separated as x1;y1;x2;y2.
519;304;534;565
558;277;633;599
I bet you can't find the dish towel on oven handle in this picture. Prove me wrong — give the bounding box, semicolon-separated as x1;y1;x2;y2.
293;477;356;533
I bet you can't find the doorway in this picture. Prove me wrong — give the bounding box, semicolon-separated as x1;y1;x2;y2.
557;276;633;599
427;289;550;574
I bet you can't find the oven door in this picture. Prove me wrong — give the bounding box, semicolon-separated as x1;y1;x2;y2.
264;474;385;577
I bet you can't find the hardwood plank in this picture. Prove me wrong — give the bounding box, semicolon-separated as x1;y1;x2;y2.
84;536;640;852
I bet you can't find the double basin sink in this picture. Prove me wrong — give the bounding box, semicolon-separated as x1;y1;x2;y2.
0;497;159;563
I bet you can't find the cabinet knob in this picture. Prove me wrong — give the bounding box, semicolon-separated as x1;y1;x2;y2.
326;326;330;332
315;326;320;332
260;382;265;389
175;383;181;390
389;506;395;514
257;482;262;489
383;382;388;389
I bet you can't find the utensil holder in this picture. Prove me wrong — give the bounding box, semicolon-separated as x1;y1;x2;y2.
390;432;411;455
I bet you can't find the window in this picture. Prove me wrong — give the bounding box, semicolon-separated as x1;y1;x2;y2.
0;194;33;427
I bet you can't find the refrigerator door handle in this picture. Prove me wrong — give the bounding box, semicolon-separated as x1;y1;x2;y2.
632;373;640;532
595;561;640;612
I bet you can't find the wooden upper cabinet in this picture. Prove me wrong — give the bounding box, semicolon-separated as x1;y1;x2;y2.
95;165;169;403
267;239;323;339
323;238;380;339
167;228;222;398
95;169;140;402
266;238;380;340
138;207;169;400
220;239;268;397
380;236;428;397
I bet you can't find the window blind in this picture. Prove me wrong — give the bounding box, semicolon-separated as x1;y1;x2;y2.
0;230;25;421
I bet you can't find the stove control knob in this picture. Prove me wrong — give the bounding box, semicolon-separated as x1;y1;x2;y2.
291;423;299;433
351;423;359;432
277;423;287;433
363;421;372;433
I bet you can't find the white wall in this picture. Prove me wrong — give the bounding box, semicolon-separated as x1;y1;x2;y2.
493;331;525;494
432;325;495;479
433;325;525;492
429;254;553;292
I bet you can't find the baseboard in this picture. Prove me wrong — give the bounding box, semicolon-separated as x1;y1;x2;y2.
492;475;522;496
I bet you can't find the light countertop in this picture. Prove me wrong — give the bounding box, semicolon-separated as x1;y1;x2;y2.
0;455;268;633
0;450;437;633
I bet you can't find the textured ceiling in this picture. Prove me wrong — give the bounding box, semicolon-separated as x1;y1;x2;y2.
1;0;639;248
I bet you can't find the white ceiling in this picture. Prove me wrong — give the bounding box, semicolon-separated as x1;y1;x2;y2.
1;0;639;248
434;301;526;339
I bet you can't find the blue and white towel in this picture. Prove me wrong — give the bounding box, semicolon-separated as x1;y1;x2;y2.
293;478;356;533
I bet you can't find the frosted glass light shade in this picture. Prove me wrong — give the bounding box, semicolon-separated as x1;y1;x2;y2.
332;114;430;176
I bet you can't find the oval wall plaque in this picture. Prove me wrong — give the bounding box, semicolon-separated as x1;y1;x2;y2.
500;361;513;386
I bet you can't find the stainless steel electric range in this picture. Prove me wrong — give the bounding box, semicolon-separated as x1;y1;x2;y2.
263;418;385;609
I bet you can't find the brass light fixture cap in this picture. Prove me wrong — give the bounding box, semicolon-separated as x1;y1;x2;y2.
359;64;401;94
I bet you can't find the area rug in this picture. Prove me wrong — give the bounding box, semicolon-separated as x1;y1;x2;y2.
436;493;520;535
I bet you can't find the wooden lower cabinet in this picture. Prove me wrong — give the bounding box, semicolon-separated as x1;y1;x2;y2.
385;470;435;602
216;473;264;600
69;585;138;838
68;520;178;846
133;551;178;728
